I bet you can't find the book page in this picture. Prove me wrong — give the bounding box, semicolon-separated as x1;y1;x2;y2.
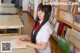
11;39;27;49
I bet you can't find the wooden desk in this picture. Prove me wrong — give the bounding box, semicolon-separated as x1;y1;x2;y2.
0;15;24;35
0;35;36;53
0;3;15;7
0;7;17;14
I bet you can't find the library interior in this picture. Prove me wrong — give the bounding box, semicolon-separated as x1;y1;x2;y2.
0;0;80;53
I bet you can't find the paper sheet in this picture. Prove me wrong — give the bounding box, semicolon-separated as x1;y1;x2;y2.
11;39;27;49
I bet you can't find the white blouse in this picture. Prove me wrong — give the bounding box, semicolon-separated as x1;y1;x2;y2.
35;21;52;53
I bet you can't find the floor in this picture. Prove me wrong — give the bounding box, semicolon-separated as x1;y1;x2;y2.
18;10;62;53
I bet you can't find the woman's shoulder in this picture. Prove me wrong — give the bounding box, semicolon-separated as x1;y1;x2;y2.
41;21;52;34
43;21;51;28
41;21;52;31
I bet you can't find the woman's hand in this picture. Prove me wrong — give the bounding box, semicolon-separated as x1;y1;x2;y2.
16;38;48;50
16;38;28;46
19;37;31;41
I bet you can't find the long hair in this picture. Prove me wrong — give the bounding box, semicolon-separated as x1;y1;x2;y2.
31;3;52;43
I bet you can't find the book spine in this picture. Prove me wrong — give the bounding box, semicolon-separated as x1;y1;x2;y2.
57;22;65;37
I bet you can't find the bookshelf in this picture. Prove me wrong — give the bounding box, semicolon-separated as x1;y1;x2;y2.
27;0;34;18
49;0;80;51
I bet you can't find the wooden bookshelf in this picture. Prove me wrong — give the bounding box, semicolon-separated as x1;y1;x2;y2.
51;0;80;50
28;2;34;18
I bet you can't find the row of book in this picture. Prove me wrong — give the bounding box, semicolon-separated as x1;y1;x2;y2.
51;17;80;39
49;17;80;53
49;16;56;31
50;0;75;12
52;6;58;16
58;10;80;28
49;0;80;53
59;0;75;12
59;10;73;23
52;6;75;24
53;21;67;38
49;17;66;38
66;28;80;53
70;44;80;53
27;3;34;17
51;0;80;28
49;16;80;40
74;13;80;28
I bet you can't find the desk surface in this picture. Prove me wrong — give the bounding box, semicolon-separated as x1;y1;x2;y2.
0;15;24;29
0;3;15;7
0;7;17;14
0;35;36;53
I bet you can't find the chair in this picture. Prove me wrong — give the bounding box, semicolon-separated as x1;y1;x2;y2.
53;37;70;53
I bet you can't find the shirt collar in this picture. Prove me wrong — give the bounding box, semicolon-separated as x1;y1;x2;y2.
39;20;43;24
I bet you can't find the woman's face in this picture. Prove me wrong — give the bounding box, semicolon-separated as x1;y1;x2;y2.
37;10;45;20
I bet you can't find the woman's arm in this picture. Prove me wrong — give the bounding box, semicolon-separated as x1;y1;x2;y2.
27;42;47;50
17;39;48;50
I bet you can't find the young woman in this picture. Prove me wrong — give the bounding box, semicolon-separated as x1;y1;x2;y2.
17;3;52;53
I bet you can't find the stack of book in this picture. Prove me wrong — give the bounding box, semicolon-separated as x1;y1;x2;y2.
53;22;67;38
69;29;80;49
59;0;69;11
52;7;57;16
59;10;73;23
74;13;80;28
64;28;71;41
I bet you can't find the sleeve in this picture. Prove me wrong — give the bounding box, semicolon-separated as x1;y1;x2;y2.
41;28;52;42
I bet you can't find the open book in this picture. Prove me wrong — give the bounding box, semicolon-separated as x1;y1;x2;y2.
11;39;27;49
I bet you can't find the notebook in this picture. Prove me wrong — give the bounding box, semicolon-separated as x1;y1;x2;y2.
11;39;27;49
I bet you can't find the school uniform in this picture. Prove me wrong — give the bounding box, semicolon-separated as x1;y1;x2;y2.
33;20;52;53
